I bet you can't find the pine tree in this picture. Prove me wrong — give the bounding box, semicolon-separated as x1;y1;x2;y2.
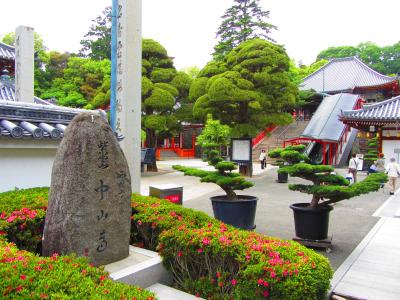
79;6;112;60
213;0;276;61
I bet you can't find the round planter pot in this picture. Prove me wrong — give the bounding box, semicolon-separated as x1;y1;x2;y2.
290;203;333;240
277;171;288;183
210;195;258;230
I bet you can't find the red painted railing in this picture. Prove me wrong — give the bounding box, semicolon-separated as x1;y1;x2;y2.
252;125;277;147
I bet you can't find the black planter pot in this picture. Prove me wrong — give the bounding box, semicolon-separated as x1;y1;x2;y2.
210;195;258;230
290;203;333;240
277;171;288;183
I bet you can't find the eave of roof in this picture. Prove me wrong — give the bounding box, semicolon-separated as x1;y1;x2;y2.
341;95;400;122
0;42;15;61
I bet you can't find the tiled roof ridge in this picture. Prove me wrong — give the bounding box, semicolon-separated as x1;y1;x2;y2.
343;95;400;115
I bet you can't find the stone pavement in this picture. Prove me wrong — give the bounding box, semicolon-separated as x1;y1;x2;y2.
330;188;400;300
140;159;397;298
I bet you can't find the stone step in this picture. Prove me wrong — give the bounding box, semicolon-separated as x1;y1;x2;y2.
105;246;172;288
147;283;205;300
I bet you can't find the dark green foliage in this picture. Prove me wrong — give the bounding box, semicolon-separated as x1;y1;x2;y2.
213;0;276;61
364;136;379;162
192;39;298;138
142;39;192;148
268;144;308;166
79;6;111;60
281;163;388;207
173;150;254;201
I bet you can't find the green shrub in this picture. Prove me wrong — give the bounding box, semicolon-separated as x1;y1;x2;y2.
0;241;155;299
1;188;333;300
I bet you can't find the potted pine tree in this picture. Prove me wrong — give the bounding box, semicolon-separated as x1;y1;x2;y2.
268;144;308;183
173;150;256;230
280;163;387;240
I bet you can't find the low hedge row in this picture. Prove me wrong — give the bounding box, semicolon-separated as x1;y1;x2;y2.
133;194;332;300
0;188;154;300
1;188;333;300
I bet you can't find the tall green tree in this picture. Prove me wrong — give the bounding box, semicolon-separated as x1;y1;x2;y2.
79;6;111;60
213;0;276;61
41;57;111;108
191;38;298;138
141;39;192;153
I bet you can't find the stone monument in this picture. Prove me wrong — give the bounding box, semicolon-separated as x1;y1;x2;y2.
42;113;132;266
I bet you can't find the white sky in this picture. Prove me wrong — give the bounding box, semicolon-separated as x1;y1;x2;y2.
0;0;399;70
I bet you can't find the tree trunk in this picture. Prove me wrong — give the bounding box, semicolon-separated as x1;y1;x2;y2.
145;128;158;172
310;195;320;208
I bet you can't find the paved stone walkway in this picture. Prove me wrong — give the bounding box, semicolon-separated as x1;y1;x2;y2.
331;188;400;299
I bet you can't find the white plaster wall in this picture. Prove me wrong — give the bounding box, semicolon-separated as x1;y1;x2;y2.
0;148;56;192
382;140;400;165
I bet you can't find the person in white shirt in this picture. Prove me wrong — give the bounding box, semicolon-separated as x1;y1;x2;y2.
348;153;359;183
385;157;400;195
259;149;267;169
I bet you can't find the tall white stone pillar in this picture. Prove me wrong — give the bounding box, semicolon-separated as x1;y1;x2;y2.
15;26;34;103
116;0;142;192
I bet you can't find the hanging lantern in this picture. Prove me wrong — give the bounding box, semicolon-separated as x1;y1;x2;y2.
376;132;380;138
397;132;400;138
357;132;362;138
366;132;370;138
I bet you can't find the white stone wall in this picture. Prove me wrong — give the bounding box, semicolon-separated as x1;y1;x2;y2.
0;148;56;192
382;140;400;165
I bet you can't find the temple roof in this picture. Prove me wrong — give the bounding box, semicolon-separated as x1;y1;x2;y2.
0;98;104;139
300;57;397;93
0;80;51;105
301;93;360;142
341;95;400;123
0;42;15;61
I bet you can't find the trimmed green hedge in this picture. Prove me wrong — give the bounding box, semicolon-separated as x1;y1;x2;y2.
0;188;154;300
1;188;333;300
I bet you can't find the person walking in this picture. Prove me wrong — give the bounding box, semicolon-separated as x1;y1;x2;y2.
348;153;359;183
385;157;400;195
375;153;385;172
259;149;267;170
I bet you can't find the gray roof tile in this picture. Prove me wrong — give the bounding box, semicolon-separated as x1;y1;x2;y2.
0;42;15;61
300;57;396;93
341;95;400;122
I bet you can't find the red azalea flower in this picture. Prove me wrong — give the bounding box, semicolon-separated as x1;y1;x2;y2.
262;290;269;298
40;294;48;299
231;279;237;286
202;238;211;246
15;285;23;292
20;275;26;280
197;248;203;254
257;278;264;285
216;272;221;278
177;251;183;257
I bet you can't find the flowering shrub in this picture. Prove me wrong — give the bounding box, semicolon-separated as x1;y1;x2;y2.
131;195;332;299
0;241;155;299
1;188;333;299
0;188;154;299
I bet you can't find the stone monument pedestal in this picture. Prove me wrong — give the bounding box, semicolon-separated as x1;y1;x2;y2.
105;246;172;288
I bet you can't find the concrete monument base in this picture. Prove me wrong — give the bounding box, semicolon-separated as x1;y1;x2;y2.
105;246;172;288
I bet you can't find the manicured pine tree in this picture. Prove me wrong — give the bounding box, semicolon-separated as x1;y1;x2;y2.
213;0;276;61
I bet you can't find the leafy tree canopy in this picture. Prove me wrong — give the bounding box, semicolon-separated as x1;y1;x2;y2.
213;0;276;61
316;41;400;75
192;38;298;138
79;6;111;60
141;39;192;148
